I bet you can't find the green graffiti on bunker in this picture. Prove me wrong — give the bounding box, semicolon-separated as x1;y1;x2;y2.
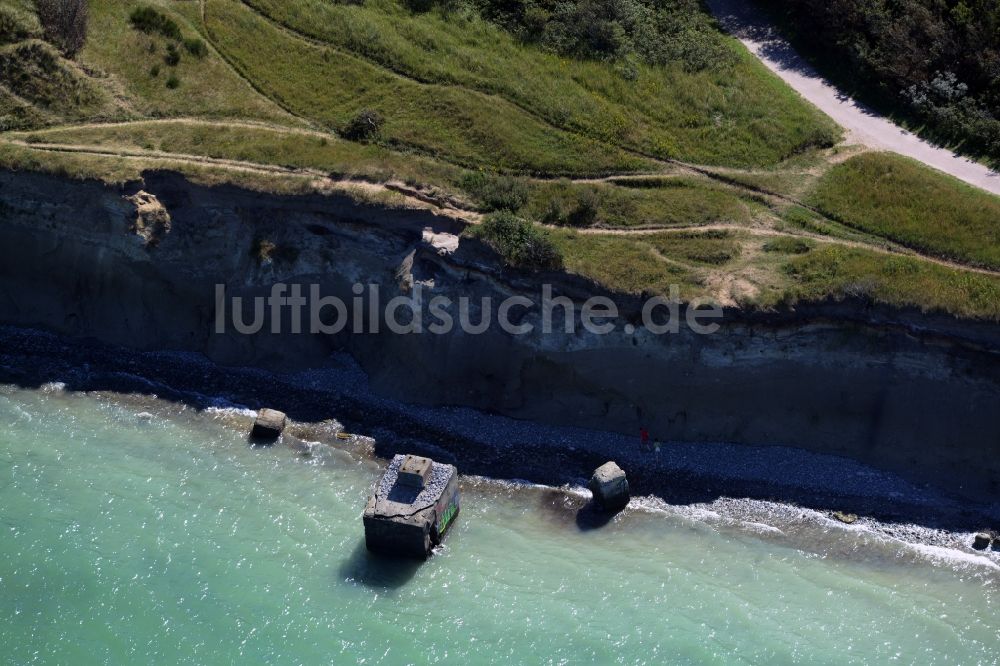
437;499;459;535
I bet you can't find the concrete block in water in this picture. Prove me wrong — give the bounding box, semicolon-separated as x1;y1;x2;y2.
398;455;433;489
589;461;630;512
251;408;287;441
364;454;460;559
972;532;992;550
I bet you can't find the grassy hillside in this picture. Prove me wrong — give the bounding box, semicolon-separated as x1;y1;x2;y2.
0;1;40;44
80;0;295;123
238;0;839;167
203;0;649;174
13;120;467;186
0;0;999;320
0;38;120;126
523;177;756;228
809;153;1000;270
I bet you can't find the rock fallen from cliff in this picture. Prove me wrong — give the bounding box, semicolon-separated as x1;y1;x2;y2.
589;461;630;512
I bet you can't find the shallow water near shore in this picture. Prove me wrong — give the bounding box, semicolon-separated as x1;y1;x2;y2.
1;385;997;664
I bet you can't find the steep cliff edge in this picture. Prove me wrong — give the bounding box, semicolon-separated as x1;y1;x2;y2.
1;168;998;501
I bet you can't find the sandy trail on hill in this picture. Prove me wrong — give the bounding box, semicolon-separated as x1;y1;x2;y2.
705;0;1000;196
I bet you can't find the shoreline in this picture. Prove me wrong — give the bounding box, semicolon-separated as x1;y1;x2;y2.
0;324;997;556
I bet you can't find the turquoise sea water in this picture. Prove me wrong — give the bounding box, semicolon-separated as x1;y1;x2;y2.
0;385;997;665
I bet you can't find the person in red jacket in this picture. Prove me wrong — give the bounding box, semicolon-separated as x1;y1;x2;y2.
639;427;651;452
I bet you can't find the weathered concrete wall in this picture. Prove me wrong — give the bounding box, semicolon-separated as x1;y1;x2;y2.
1;168;998;500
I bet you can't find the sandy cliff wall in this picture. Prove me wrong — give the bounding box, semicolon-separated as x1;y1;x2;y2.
1;169;998;499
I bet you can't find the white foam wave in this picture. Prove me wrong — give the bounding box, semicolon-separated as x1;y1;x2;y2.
907;543;1000;572
204;405;257;418
740;521;784;535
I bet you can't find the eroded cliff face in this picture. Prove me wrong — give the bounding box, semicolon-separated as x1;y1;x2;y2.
1;169;998;499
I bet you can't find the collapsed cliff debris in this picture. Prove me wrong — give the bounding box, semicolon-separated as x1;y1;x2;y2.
364;454;460;559
124;190;171;247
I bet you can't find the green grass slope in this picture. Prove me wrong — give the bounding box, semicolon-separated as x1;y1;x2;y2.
524;177;755;228
0;39;118;123
78;0;296;123
810;153;1000;270
240;0;840;167
203;0;651;175
16;119;465;186
0;1;40;45
0;84;46;130
781;245;1000;320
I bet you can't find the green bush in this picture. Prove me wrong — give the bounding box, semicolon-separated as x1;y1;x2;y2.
534;187;601;226
164;43;181;66
475;211;563;270
149;64;160;77
565;189;599;226
460;172;529;211
342;108;383;141
36;0;87;57
183;38;208;58
540;198;563;224
129;7;182;41
166;74;180;89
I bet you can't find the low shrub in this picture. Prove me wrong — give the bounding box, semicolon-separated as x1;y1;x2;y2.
460;171;529;211
183;38;208;58
165;74;180;89
129;7;182;41
565;189;599;226
475;211;563;270
164;43;181;66
540;198;563;224
476;0;735;71
403;0;436;12
342;108;383;141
